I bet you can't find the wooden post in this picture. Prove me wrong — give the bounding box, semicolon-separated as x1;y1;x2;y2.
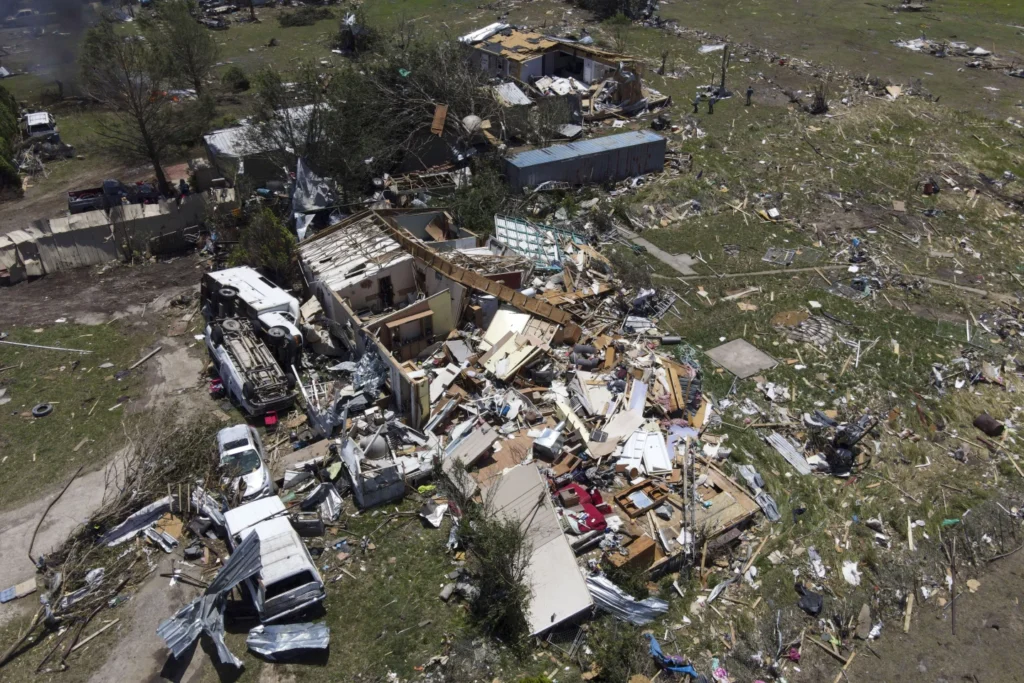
720;44;730;94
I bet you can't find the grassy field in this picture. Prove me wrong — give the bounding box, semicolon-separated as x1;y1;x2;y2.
0;323;155;510
656;0;1024;118
0;2;1022;681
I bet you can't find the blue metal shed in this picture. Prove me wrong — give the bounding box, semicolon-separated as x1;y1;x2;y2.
504;130;666;192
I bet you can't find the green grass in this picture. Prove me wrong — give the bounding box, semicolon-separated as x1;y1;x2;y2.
212;497;563;682
0;323;156;510
656;0;1024;118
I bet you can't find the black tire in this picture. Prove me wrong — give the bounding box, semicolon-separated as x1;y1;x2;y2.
32;403;53;418
218;286;238;318
211;325;224;346
266;326;288;346
242;381;255;400
222;318;242;334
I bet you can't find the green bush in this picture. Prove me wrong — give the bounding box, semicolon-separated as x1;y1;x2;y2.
230;207;298;286
221;65;250;92
278;7;333;27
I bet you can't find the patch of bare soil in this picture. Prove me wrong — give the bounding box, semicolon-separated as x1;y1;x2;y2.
2;255;205;327
0;159;141;236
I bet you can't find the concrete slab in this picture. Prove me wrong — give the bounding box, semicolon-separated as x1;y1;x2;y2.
705;338;778;378
617;227;697;276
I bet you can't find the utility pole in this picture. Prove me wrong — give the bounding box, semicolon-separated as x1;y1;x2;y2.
719;44;731;96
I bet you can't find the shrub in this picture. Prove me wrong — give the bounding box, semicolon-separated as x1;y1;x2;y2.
230;207;298;286
221;65;250;92
0;85;21;197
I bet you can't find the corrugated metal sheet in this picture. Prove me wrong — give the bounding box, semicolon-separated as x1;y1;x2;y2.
493;82;532;107
765;432;812;475
246;622;330;660
157;529;262;667
505;131;666;191
586;574;669;625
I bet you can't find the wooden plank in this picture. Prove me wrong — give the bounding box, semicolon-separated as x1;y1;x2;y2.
431;104;449;135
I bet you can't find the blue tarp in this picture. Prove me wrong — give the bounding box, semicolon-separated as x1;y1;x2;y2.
646;633;702;679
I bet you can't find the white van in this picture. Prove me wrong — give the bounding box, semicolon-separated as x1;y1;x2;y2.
202;267;303;415
201;266;302;341
223;496;326;622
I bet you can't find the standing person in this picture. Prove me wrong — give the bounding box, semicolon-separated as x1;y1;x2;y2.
708;95;716;114
746;85;754;106
693;94;701;114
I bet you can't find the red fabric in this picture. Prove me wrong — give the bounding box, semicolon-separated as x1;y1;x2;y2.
577;503;607;532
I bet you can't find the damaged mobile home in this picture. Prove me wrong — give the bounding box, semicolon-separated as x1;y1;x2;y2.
459;23;669;120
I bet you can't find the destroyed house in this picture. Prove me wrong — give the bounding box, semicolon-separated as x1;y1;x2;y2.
298;208;582;429
460;23;633;86
203;105;315;184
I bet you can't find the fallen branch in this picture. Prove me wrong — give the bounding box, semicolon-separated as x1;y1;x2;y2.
29;465;85;564
0;606;45;668
986;541;1024;563
70;618;120;653
128;346;162;370
0;340;93;354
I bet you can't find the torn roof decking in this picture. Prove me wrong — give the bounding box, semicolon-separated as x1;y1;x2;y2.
461;24;634;67
297;212;412;293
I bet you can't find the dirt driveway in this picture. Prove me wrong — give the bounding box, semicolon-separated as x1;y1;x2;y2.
2;255;204;327
0;259;209;626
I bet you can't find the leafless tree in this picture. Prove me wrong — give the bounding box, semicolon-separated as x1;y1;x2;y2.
143;0;219;96
80;18;196;194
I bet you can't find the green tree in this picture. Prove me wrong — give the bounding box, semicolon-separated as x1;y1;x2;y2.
231;207;297;285
143;0;219;96
221;65;250;93
445;156;510;235
248;63;330;171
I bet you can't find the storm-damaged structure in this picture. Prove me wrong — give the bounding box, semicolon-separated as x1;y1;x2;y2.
459;23;669;121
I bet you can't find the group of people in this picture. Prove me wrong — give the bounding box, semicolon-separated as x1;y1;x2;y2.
692;85;755;114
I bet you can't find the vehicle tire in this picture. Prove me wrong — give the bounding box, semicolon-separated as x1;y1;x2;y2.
31;403;53;418
266;326;288;346
210;324;224;346
218;286;238;318
242;381;255;400
222;318;242;334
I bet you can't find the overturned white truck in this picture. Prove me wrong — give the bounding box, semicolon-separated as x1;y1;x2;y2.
202;267;304;416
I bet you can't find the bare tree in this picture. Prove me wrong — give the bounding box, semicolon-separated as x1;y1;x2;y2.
247;62;331;171
80;18;191;194
143;0;219;96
